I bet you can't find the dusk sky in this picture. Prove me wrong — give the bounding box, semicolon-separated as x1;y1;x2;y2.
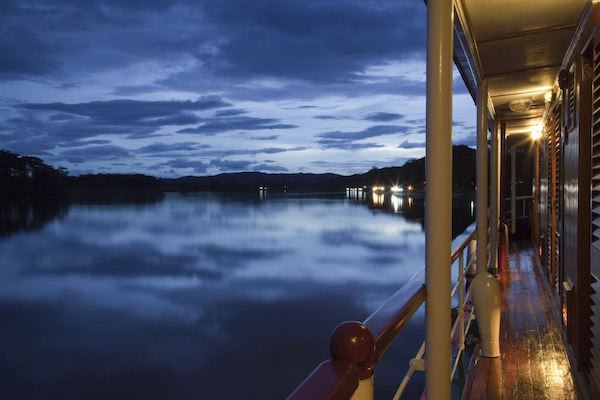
0;0;476;176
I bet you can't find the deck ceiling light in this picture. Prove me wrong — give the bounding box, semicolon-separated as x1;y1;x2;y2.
531;124;543;141
509;98;532;113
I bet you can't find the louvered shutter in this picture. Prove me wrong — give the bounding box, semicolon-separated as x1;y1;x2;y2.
550;104;561;290
589;38;600;391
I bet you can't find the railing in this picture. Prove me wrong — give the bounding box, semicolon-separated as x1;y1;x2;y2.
504;195;532;221
289;223;478;400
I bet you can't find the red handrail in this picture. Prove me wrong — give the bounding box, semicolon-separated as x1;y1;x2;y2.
288;277;426;400
288;360;360;400
288;224;476;400
364;276;426;362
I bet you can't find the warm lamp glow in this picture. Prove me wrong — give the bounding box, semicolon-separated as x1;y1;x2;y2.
531;124;543;141
544;91;553;104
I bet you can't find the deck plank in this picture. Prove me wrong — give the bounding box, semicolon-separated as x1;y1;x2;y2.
462;242;577;399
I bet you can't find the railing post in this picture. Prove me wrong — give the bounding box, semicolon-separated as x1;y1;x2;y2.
330;321;376;400
351;377;374;400
425;0;453;398
458;251;465;350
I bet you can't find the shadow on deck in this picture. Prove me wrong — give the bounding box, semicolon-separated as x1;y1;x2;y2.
462;242;577;399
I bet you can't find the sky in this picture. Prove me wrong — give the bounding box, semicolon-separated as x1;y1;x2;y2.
0;0;476;177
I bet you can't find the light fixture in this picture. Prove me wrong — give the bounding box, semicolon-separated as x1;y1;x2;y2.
531;124;543;141
544;91;553;105
509;98;533;113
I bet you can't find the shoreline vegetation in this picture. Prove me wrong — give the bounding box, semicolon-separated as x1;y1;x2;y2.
0;146;476;238
0;145;476;201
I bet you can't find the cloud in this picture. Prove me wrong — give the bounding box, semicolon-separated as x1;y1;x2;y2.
111;85;163;96
56;139;112;148
316;124;409;149
363;112;404;122
177;116;296;135
0;0;476;175
318;125;409;141
317;140;384;150
209;159;253;171
249;135;279;141
397;140;425;149
1;0;426;88
215;108;247;117
0;22;61;80
207;158;289;173
251;163;288;172
58;145;131;164
18;96;229;124
157;159;208;174
1;96;237;157
313;115;350;121
198;0;425;83
136;142;211;154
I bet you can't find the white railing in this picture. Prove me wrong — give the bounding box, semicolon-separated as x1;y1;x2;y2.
392;228;477;399
505;195;533;220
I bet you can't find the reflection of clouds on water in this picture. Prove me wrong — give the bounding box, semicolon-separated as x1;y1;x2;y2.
0;193;470;399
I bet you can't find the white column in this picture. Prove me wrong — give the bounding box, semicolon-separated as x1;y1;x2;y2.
471;80;501;358
476;78;489;274
424;0;453;398
490;120;500;272
511;146;517;234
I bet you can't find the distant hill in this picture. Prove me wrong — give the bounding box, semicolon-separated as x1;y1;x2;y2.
162;145;476;193
0;145;476;196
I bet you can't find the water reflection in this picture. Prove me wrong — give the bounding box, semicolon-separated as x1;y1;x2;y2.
0;198;68;238
391;194;401;213
347;190;474;237
372;191;385;206
0;193;473;399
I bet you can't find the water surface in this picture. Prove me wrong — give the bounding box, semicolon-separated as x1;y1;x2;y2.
0;192;473;399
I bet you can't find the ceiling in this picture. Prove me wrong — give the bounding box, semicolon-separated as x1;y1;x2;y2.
459;0;588;134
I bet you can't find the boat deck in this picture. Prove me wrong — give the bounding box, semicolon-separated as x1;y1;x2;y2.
462;242;577;399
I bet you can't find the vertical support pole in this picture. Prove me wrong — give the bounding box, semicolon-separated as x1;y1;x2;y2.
511;145;517;234
425;0;453;398
458;251;465;349
490;120;500;273
471;78;501;358
476;78;489;274
500;122;507;223
534;140;540;243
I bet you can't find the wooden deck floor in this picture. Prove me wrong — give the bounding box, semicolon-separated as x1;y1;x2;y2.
462;242;577;399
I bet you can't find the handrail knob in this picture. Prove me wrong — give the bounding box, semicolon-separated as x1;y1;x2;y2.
329;321;376;368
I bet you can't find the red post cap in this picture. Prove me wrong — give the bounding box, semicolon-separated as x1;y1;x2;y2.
329;321;376;367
